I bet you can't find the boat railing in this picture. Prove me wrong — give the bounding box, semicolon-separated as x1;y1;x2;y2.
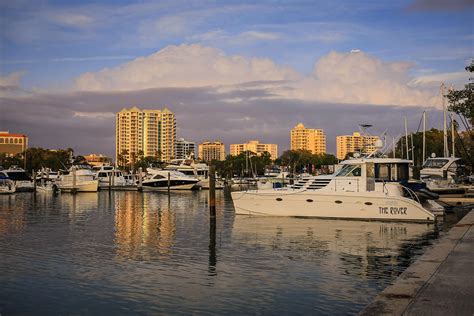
401;185;421;204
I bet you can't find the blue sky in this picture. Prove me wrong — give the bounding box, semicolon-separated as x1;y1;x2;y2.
0;0;473;156
1;0;472;89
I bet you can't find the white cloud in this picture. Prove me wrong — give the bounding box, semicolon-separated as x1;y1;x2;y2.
75;44;454;107
0;71;25;87
75;44;300;91
410;71;469;88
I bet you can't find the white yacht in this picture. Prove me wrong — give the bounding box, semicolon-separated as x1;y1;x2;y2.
142;169;199;190
0;173;15;194
93;165;129;188
231;157;436;223
165;160;224;189
420;157;467;194
57;164;99;192
1;167;34;192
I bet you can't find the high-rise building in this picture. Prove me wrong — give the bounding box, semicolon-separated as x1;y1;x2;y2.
198;141;226;162
336;132;379;159
290;123;326;154
116;106;176;166
175;138;196;159
0;131;28;156
230;140;278;160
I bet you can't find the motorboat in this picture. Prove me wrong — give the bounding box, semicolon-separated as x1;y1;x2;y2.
256;171;290;190
142;169;199;190
231;156;436;223
164;160;224;189
57;164;99;192
93;165;129;188
35;168;60;193
1;167;34;192
0;173;15;194
420;156;467;194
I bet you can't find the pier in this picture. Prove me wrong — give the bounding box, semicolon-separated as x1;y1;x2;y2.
361;210;474;315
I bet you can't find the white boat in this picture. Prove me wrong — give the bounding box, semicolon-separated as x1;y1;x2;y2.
256;171;290;190
420;156;467;194
0;174;15;194
231;157;436;223
142;169;199;190
57;164;99;192
165;160;224;189
93;165;129;188
1;167;34;192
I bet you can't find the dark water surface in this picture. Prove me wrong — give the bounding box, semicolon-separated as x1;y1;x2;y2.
0;191;456;315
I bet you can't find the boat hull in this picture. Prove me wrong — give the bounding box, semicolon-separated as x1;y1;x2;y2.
142;181;198;191
231;190;435;223
59;180;99;192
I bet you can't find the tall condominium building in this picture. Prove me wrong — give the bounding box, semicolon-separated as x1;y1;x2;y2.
175;138;196;159
230;140;278;160
290;123;326;155
198;141;226;162
0;131;28;156
116;106;176;165
336;132;379;160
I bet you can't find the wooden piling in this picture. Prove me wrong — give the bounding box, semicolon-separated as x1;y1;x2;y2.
167;171;171;193
137;167;143;191
41;168;45;187
72;168;77;194
33;169;37;192
209;165;216;218
108;171;112;190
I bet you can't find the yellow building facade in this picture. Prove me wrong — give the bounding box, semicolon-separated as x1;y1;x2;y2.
116;106;176;165
290;123;326;154
0;131;28;156
336;132;379;159
230;140;278;160
198;141;226;162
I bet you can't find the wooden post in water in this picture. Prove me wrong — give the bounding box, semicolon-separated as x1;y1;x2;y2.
138;167;143;191
72;168;77;194
209;165;216;219
33;169;37;192
167;171;171;194
41;168;45;187
108;171;112;190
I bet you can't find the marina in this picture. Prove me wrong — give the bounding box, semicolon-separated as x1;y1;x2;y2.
0;190;469;315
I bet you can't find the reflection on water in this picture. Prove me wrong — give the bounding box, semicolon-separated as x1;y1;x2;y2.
0;191;459;315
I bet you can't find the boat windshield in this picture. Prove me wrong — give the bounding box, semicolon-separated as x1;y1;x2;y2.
423;159;449;168
335;164;362;177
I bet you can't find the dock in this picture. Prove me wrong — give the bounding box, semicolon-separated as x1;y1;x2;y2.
360;210;474;315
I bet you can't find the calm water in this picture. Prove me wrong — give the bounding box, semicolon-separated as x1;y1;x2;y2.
0;190;455;315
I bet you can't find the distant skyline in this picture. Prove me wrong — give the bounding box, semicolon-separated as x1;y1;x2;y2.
1;0;472;157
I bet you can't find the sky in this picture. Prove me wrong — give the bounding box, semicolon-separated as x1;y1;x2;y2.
0;0;473;157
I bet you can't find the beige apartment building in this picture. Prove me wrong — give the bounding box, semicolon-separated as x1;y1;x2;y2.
198;141;226;162
336;132;379;160
116;106;176;166
230;140;278;160
290;123;326;155
0;131;28;156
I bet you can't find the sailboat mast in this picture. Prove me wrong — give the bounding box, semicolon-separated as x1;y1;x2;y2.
442;83;449;157
451;112;455;157
404;117;410;160
422;111;426;162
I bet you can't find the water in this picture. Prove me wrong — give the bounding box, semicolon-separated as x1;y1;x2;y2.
0;191;455;314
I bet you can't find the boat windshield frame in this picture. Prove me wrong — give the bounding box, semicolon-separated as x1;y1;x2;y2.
422;159;449;169
335;164;362;177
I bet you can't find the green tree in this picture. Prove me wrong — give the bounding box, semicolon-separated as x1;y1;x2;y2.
447;60;473;128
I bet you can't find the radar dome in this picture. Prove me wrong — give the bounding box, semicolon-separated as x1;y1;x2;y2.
374;139;383;149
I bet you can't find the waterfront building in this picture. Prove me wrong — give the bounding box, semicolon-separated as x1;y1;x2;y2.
175;138;196;159
198;141;225;162
290;123;326;155
0;131;28;156
84;153;112;167
336;132;379;160
230;140;278;160
116;107;176;166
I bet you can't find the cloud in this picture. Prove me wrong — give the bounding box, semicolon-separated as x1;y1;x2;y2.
410;71;470;88
0;71;25;87
75;44;441;106
75;44;300;91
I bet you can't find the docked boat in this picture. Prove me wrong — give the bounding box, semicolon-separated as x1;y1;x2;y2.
0;174;15;194
1;167;34;192
57;164;99;192
231;157;436;223
420;156;467;194
93;165;129;188
142;169;199;190
164;160;224;189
